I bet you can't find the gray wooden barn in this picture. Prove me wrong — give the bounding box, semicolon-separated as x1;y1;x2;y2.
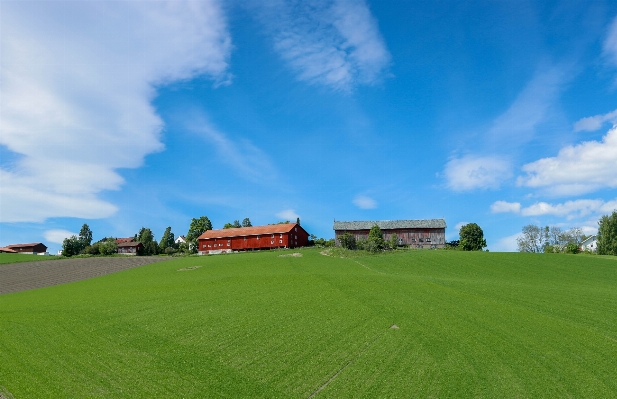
333;219;447;248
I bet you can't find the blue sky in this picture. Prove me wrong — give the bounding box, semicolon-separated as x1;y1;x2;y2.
2;0;617;253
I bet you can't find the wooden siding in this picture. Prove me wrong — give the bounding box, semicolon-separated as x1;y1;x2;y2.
198;224;309;254
334;228;446;249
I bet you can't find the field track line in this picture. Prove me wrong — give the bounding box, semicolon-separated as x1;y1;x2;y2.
351;259;387;275
307;328;387;398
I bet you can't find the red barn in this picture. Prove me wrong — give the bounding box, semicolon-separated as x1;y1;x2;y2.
197;223;309;255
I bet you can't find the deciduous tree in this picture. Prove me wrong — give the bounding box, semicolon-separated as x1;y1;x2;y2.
517;224;543;253
459;223;487;251
79;224;93;247
597;210;617;256
159;227;175;253
186;216;212;252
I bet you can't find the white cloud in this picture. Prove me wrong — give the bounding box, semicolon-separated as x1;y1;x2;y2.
444;155;512;191
276;209;299;221
517;127;617;195
185;113;276;183
487;64;569;146
573;109;617;132
521;198;617;218
454;222;469;231
0;1;232;223
490;233;521;252
603;15;617;68
258;0;390;91
490;197;617;220
44;229;77;245
353;195;377;209
490;201;522;214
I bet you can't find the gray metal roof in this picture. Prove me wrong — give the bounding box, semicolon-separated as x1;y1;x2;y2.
333;219;446;231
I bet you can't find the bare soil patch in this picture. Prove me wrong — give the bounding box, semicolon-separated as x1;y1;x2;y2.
0;256;169;295
278;253;303;258
177;265;202;271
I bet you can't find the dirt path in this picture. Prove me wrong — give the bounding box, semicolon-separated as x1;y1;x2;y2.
0;256;170;295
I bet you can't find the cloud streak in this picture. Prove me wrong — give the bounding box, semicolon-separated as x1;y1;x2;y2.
443;156;512;191
353;195;377;209
257;0;391;91
0;1;232;222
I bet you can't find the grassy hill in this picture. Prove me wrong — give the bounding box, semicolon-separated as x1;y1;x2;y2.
1;249;616;398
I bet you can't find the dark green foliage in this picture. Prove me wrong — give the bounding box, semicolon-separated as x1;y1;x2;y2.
98;238;118;256
446;240;459;250
242;218;252;227
79;224;93;247
366;225;385;253
158;227;175;252
459;223;487;251
135;228;157;256
338;232;356;249
597;210;617;255
565;243;580;254
61;235;83;257
164;247;176;255
223;223;234;229
83;243;100;255
296;217;300;226
388;233;399;250
186;216;212;253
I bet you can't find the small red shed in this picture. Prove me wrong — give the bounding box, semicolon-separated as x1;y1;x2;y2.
197;223;309;255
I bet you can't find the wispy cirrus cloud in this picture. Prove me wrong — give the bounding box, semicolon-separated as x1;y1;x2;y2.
443;155;512;191
517;127;617;196
44;229;77;245
352;195;377;209
185;113;277;183
0;1;232;223
573;109;617;132
276;209;299;221
256;0;391;91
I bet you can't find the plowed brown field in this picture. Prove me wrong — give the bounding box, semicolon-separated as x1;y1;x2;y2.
0;256;169;294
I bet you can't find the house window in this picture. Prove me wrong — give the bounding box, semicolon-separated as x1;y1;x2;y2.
271;240;274;244
208;245;211;248
295;227;297;232
426;238;431;242
279;240;283;244
257;235;261;240
295;235;297;239
228;239;231;243
244;237;246;241
280;234;283;238
227;243;230;247
271;234;275;238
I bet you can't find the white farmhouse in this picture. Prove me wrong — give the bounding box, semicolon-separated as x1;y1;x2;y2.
580;235;597;252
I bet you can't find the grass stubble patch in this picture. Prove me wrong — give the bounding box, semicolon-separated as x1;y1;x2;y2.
177;266;202;271
1;249;617;398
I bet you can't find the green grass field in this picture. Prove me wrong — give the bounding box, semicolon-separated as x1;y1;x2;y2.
0;253;55;265
1;249;616;398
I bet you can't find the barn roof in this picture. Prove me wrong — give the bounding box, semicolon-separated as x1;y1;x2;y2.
198;223;303;239
117;241;143;248
0;247;18;253
333;219;447;231
6;242;47;248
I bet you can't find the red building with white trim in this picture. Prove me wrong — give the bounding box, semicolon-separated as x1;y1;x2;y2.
197;223;309;255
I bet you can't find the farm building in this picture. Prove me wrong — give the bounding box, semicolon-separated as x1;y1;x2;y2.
2;243;48;254
333;219;447;248
197;223;309;255
580;235;597;252
117;242;143;255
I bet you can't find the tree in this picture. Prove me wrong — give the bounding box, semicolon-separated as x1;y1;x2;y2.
388;233;399;250
233;220;241;228
296;217;301;226
61;235;82;257
186;216;212;253
242;218;252;227
79;224;93;247
517;224;543;253
136;227;157;256
98;238;118;256
597;210;617;255
223;223;234;229
338;232;356;249
366;225;385;253
159;227;175;253
459;223;487;251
